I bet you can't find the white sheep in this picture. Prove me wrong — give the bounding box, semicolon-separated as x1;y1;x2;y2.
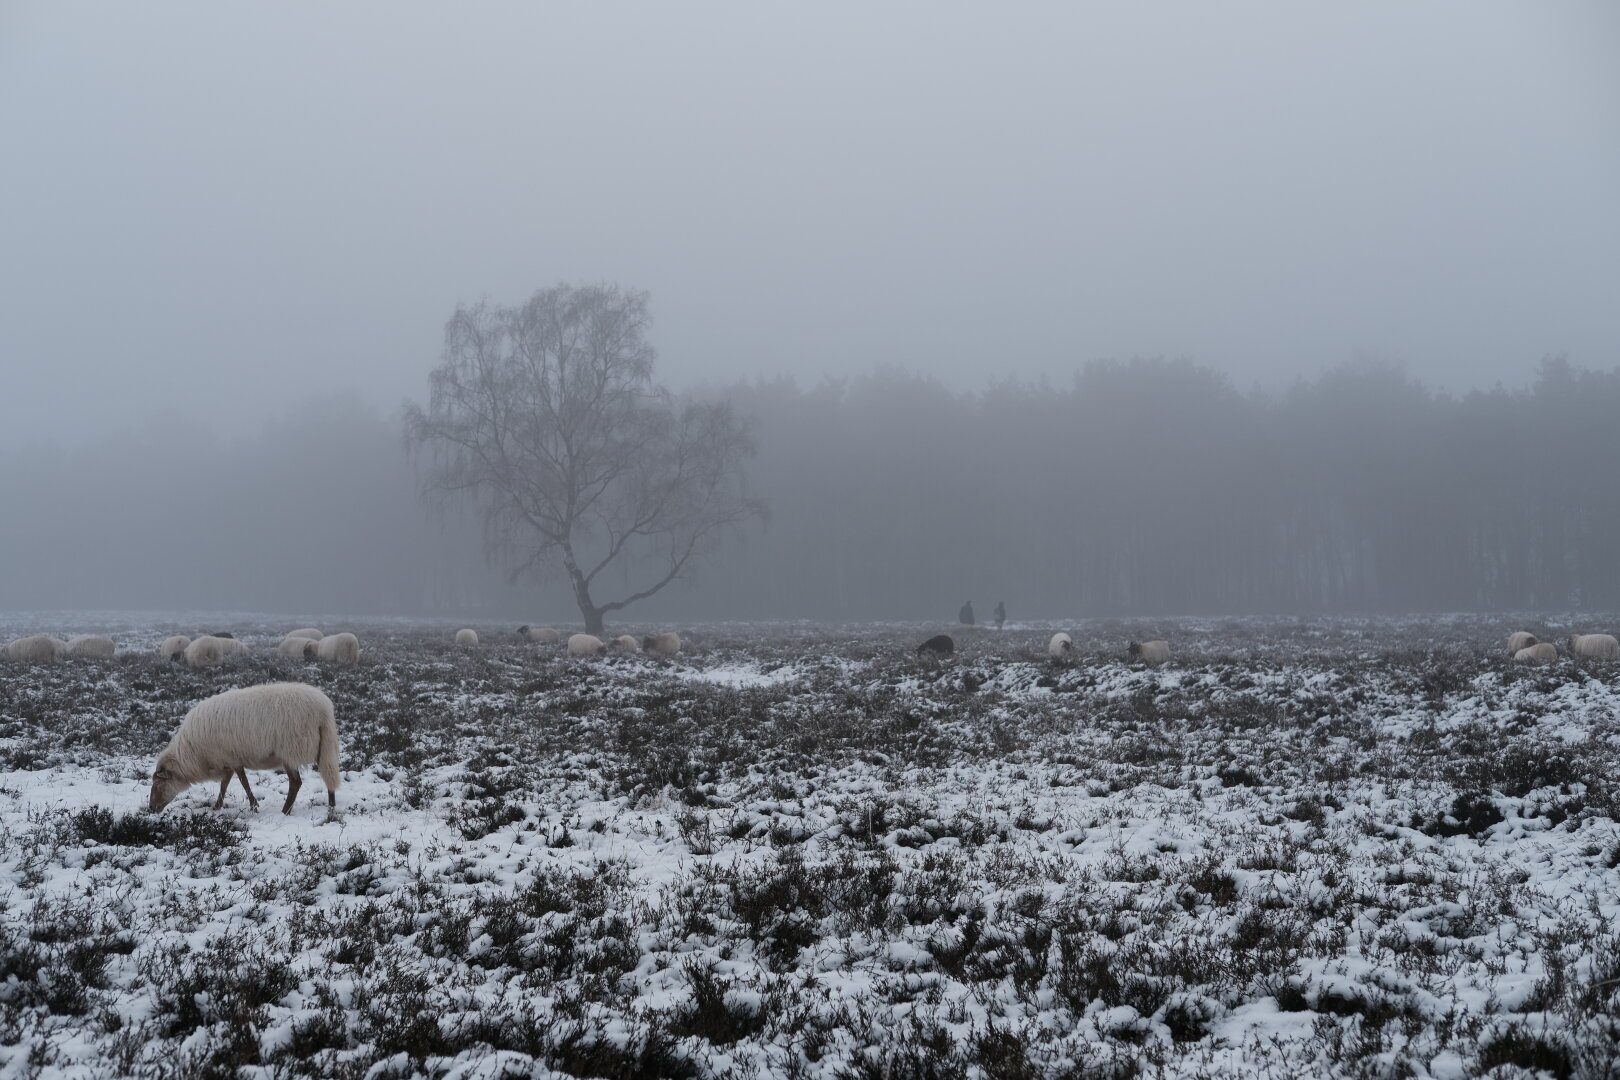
643;631;681;657
455;628;479;647
610;634;642;654
1568;633;1619;660
147;682;341;815
181;636;227;668
157;635;191;661
277;635;318;659
1048;632;1073;657
1515;643;1558;665
316;632;360;665
4;635;61;662
517;625;561;643
568;633;606;656
217;638;249;659
286;628;323;641
1506;631;1538;655
1128;640;1171;665
65;635;117;659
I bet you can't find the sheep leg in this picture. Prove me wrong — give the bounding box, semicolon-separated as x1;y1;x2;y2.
282;767;301;815
235;768;260;812
213;775;232;809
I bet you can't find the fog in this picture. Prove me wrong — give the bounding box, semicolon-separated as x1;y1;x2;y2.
4;358;1620;621
2;4;1618;620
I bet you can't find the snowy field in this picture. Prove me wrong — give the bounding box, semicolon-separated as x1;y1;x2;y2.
2;614;1619;1078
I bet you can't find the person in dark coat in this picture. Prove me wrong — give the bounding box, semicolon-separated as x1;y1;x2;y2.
959;601;975;626
993;601;1005;630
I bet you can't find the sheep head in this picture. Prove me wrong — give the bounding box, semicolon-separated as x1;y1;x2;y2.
148;752;191;812
1127;641;1141;656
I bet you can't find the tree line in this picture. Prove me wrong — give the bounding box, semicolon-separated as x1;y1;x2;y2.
708;355;1620;618
2;348;1615;621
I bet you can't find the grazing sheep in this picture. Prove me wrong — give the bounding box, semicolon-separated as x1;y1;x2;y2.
1128;640;1170;665
917;634;954;657
517;625;561;643
217;638;248;659
1507;632;1538;654
1569;634;1619;660
147;682;341;815
286;628;323;641
4;635;61;662
1048;632;1073;657
316;633;360;665
277;635;318;659
568;633;606;656
643;631;682;657
455;628;479;647
610;635;642;654
181;636;227;668
65;635;117;659
158;635;191;661
1514;643;1558;664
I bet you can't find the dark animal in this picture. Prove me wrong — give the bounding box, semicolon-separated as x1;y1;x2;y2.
918;634;954;657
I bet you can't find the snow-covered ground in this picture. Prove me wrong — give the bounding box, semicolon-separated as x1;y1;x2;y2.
2;615;1618;1077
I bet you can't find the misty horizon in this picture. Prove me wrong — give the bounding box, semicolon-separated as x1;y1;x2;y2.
3;2;1618;622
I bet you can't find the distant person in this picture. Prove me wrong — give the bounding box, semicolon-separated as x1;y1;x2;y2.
959;601;975;626
993;601;1005;630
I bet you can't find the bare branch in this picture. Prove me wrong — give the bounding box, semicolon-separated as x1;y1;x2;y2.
404;283;764;632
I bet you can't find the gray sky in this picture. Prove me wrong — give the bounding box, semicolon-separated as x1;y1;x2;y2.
3;1;1617;447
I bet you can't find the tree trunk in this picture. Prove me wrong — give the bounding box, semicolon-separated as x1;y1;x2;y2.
562;546;607;635
570;571;605;634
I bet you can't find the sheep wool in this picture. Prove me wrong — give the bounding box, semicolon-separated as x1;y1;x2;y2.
66;635;117;659
182;636;226;669
316;633;360;665
287;628;323;641
1515;643;1558;665
217;638;249;659
1506;632;1538;655
643;632;681;657
1128;640;1171;665
158;635;191;661
455;628;479;647
611;635;642;654
148;682;341;815
277;635;318;659
1569;634;1619;660
1048;632;1073;657
518;625;561;643
4;635;61;662
568;634;606;656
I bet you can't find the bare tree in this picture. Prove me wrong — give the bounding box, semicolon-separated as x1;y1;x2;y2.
404;283;764;633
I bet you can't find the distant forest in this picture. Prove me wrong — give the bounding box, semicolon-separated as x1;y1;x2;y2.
3;356;1616;620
